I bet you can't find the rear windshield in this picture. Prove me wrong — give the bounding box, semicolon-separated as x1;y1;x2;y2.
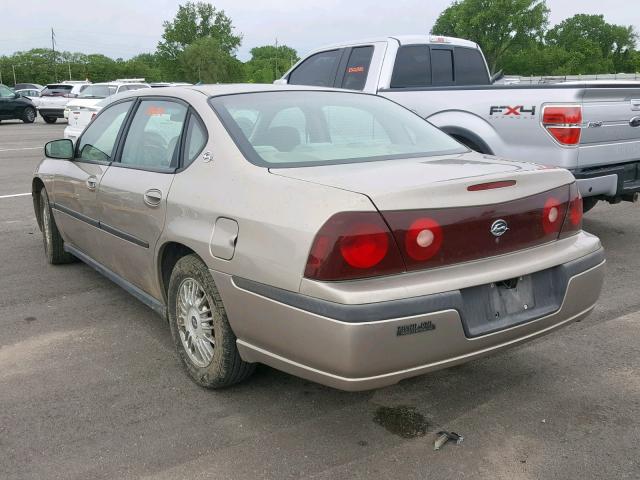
79;85;116;99
210;91;466;168
41;85;73;96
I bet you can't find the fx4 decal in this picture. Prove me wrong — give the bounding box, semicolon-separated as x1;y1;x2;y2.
489;105;536;116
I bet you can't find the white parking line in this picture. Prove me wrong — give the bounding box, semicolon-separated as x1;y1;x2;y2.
0;147;42;152
0;193;30;199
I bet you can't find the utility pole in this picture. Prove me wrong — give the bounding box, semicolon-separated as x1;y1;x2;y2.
12;65;16;86
51;28;58;82
68;63;72;80
274;38;279;79
0;70;3;85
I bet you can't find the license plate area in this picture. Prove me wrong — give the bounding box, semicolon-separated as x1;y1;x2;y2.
489;276;535;319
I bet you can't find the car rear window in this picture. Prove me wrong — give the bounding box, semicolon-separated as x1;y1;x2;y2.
210;91;466;168
41;85;73;96
79;85;116;99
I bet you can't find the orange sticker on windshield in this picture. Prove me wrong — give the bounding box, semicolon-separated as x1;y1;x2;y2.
348;66;365;74
146;106;165;116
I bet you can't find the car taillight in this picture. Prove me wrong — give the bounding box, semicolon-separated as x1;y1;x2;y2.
305;186;579;281
559;182;582;238
304;212;404;281
542;105;582;146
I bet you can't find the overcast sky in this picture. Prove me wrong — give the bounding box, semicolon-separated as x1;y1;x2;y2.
0;0;638;61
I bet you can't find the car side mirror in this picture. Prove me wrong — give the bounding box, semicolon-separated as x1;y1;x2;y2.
45;139;75;160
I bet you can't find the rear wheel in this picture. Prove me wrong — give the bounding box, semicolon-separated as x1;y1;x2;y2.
43;116;57;124
40;189;75;264
22;107;36;123
582;197;599;213
168;254;255;388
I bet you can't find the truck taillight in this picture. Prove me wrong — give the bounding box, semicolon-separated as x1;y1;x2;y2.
542;105;582;146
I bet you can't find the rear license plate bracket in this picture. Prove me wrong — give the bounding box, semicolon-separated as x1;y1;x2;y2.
489;275;535;320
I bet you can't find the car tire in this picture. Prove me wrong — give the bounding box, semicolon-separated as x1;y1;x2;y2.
43;116;57;124
22;107;36;124
40;188;75;264
582;197;599;213
168;254;255;388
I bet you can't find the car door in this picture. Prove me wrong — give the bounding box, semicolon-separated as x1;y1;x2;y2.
0;84;15;118
51;99;134;262
96;98;189;298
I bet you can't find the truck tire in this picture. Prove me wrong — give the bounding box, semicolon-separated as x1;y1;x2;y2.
582;197;598;213
40;188;76;264
22;107;36;123
43;116;57;124
167;254;255;388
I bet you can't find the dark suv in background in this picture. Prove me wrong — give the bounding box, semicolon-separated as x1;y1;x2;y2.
0;84;36;123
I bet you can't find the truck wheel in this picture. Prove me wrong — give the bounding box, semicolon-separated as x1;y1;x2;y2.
22;107;36;123
40;189;75;264
167;254;255;388
43;116;57;124
582;197;598;213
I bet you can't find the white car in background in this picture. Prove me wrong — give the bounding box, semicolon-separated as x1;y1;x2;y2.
15;88;43;108
38;82;90;123
63;82;150;141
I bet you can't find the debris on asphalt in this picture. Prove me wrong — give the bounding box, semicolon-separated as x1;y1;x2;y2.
434;430;464;451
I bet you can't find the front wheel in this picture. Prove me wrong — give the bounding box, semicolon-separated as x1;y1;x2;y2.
22;107;36;123
168;254;255;388
43;116;57;124
40;189;75;264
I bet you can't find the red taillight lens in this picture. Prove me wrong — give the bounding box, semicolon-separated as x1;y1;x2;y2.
542;105;582;146
304;212;404;281
560;183;582;238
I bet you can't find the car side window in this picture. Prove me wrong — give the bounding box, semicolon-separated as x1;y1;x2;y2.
288;49;342;87
183;114;207;168
431;49;454;85
341;46;374;91
0;85;14;97
77;100;133;162
119;100;188;170
391;45;431;88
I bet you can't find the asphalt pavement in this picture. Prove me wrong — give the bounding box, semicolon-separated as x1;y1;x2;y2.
0;119;639;479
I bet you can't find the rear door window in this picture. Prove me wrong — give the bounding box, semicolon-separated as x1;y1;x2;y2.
341;46;374;91
119;100;188;170
390;45;431;88
288;49;342;87
454;47;489;85
431;49;454;85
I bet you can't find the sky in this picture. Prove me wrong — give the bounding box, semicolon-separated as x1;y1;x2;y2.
0;0;638;62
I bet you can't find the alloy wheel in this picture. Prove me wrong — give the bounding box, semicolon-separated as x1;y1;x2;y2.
176;278;216;367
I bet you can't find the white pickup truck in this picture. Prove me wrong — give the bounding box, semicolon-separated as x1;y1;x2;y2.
277;35;640;211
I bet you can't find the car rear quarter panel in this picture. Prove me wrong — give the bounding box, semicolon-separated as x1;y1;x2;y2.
158;100;375;294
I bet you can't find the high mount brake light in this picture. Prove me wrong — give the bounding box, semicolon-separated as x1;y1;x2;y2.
542;105;582;146
305;185;581;281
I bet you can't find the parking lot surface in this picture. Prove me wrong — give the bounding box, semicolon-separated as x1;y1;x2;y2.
1;120;639;479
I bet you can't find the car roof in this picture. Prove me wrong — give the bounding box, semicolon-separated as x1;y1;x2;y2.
306;34;480;51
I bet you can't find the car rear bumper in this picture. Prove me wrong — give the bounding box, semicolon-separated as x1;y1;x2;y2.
37;108;65;119
212;245;605;391
573;160;640;199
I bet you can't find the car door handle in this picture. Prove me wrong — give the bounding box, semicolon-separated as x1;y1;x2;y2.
86;176;97;190
143;188;163;207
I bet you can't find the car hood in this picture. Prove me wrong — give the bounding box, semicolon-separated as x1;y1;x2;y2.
270;152;575;210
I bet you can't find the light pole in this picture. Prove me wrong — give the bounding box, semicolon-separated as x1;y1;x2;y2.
12;65;16;86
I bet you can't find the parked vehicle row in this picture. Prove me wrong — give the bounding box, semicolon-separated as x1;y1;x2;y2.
33;85;604;391
277;35;640;211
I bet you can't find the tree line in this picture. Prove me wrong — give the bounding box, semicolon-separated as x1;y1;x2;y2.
1;0;638;87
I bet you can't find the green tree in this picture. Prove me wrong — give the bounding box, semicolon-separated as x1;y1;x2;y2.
244;45;299;83
432;0;549;73
179;37;244;83
546;14;637;73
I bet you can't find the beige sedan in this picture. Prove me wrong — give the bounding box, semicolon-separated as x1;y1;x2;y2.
32;85;604;391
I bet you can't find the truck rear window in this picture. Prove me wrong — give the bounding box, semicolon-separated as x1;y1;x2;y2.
431;49;454;85
288;50;342;87
390;45;431;88
454;47;490;85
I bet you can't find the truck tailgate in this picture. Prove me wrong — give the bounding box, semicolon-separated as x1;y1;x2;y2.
579;85;640;168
